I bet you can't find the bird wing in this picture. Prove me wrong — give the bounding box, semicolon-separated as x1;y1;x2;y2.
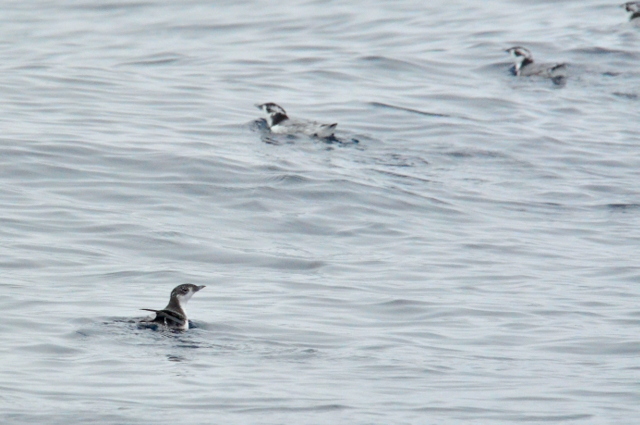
140;309;186;325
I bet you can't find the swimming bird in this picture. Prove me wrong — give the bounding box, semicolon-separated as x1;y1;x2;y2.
140;284;205;330
505;46;567;83
622;2;640;20
256;103;337;138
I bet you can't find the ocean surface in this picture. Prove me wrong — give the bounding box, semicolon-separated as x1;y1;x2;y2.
1;1;639;424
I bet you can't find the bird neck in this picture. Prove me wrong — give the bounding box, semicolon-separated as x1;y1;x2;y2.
165;297;186;316
269;113;288;126
520;57;533;69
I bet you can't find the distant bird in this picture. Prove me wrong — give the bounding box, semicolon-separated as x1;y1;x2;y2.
140;284;205;330
256;103;337;139
505;46;567;84
622;2;640;20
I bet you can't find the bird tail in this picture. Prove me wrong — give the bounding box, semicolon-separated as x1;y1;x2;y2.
549;64;567;85
549;63;567;77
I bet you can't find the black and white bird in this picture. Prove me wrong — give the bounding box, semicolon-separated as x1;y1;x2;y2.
505;46;567;83
622;2;640;20
256;103;337;139
140;284;205;330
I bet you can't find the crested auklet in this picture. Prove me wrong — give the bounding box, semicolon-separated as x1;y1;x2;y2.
505;46;567;83
256;103;337;138
140;284;205;330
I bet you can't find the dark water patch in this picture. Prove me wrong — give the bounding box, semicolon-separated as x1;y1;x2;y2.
570;46;640;60
443;149;511;160
412;406;502;414
18;343;83;356
118;53;186;67
500;413;594;422
167;23;253;35
370;101;451;118
612;91;638;100
69;2;153;12
604;203;640;211
371;169;433;185
239;403;351;413
266;173;314;186
364;299;436;320
319;135;361;146
537;339;640;355
369;153;430;167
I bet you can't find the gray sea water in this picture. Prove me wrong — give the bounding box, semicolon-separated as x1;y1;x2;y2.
1;0;639;424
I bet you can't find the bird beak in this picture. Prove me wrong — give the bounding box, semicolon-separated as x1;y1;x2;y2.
255;104;263;110
195;285;205;292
